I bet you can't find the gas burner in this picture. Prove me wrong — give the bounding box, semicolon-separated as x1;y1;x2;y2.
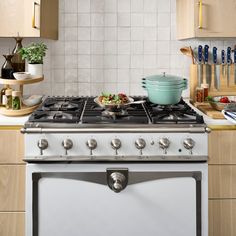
82;97;149;124
28;97;85;123
145;99;204;124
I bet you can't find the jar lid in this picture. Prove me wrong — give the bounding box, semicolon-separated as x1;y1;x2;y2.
5;89;12;95
201;83;209;88
12;91;21;96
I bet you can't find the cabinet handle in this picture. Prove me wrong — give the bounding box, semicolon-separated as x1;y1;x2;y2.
198;0;203;29
32;2;40;29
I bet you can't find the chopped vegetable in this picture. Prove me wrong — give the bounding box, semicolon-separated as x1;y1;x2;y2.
206;96;213;102
98;93;129;105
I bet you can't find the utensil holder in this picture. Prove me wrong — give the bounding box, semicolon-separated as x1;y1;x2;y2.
190;64;236;102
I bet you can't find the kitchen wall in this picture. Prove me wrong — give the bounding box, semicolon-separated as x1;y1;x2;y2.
0;0;235;97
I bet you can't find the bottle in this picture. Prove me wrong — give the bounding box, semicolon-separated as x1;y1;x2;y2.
1;54;14;79
12;37;25;72
0;85;10;105
195;87;204;103
12;91;22;110
5;88;12;109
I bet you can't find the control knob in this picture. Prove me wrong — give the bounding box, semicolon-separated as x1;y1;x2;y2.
62;139;73;155
183;138;195;154
37;139;48;155
86;139;97;155
111;139;122;155
135;138;146;155
159;138;170;154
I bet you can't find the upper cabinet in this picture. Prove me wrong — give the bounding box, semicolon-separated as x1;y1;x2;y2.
0;0;58;39
176;0;236;39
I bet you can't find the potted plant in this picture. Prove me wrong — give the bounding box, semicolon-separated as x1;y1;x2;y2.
19;42;47;77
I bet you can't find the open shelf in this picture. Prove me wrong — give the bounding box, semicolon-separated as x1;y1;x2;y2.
0;76;44;116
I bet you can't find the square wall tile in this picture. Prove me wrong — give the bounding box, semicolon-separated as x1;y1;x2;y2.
78;55;91;68
78;69;91;82
104;13;117;26
78;0;90;13
91;0;105;13
118;0;130;13
65;14;77;27
91;41;104;54
78;83;91;96
91;69;104;82
104;41;117;54
65;41;78;55
104;69;117;82
65;68;78;82
78;14;90;27
105;0;117;12
65;0;77;13
91;14;104;27
118;27;130;40
78;41;91;54
143;0;157;12
65;83;78;96
118;13;131;27
131;0;143;12
118;41;130;54
104;27;117;40
65;28;78;41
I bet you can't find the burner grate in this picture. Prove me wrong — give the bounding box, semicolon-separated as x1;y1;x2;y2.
145;99;204;124
82;97;149;124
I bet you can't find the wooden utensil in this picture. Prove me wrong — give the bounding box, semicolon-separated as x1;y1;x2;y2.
180;46;196;64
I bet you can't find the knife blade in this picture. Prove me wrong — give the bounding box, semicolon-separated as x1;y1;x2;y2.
197;45;203;87
221;50;226;78
213;46;220;90
234;48;236;85
204;45;211;88
226;46;231;87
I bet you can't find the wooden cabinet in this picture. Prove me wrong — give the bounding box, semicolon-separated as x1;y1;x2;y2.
0;0;58;39
0;128;25;236
208;130;236;236
176;0;236;39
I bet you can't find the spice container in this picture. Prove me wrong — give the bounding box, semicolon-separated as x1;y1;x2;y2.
5;88;12;109
195;87;204;103
201;83;209;101
12;91;21;110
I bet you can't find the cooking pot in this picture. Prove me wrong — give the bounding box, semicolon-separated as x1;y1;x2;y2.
142;73;188;105
142;73;187;86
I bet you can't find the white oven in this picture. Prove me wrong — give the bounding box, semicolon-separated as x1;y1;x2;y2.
26;162;207;236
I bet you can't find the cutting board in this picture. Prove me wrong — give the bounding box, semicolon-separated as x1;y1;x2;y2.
194;103;225;119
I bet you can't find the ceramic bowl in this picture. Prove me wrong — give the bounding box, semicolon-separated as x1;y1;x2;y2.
22;95;43;107
13;72;31;80
208;96;236;111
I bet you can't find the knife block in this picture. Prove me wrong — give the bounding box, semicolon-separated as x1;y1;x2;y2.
190;64;236;102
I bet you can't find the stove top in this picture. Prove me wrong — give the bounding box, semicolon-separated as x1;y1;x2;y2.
27;96;204;126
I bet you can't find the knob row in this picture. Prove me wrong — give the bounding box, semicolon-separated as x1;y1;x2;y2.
37;138;195;155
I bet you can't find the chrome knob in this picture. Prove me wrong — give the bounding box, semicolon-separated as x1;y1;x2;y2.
62;139;73;155
111;139;121;155
183;138;195;154
37;139;48;155
135;138;146;155
86;139;97;155
109;172;126;193
159;138;170;154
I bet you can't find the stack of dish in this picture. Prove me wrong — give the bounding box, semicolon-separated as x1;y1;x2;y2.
142;73;188;105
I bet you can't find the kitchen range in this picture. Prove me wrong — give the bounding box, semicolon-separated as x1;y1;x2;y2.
22;96;209;236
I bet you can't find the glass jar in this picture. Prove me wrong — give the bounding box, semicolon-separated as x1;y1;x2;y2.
5;88;12;109
195;87;204;103
12;37;25;72
1;54;14;79
12;91;21;110
0;84;11;105
201;83;209;101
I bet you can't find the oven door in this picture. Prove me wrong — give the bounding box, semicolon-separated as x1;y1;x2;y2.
26;163;207;236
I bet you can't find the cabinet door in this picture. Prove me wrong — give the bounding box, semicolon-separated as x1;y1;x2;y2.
194;0;236;37
0;129;24;164
23;0;40;37
0;165;25;211
209;130;236;164
209;200;236;236
0;1;24;37
0;213;25;236
177;0;236;39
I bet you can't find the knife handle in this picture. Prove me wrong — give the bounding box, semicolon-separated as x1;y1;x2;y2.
198;45;203;63
213;47;217;64
204;45;209;63
234;49;236;64
227;47;231;64
221;50;225;64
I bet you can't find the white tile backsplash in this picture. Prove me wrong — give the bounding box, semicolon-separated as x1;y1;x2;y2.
0;0;233;97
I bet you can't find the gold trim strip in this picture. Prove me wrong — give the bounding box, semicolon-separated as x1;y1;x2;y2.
0;126;22;130
208;125;236;130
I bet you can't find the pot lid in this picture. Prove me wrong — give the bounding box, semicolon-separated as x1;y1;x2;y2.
144;73;186;85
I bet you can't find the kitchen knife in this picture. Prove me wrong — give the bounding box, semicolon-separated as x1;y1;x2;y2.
226;46;231;87
234;48;236;84
197;45;203;86
221;50;226;78
213;47;220;90
204;45;211;88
